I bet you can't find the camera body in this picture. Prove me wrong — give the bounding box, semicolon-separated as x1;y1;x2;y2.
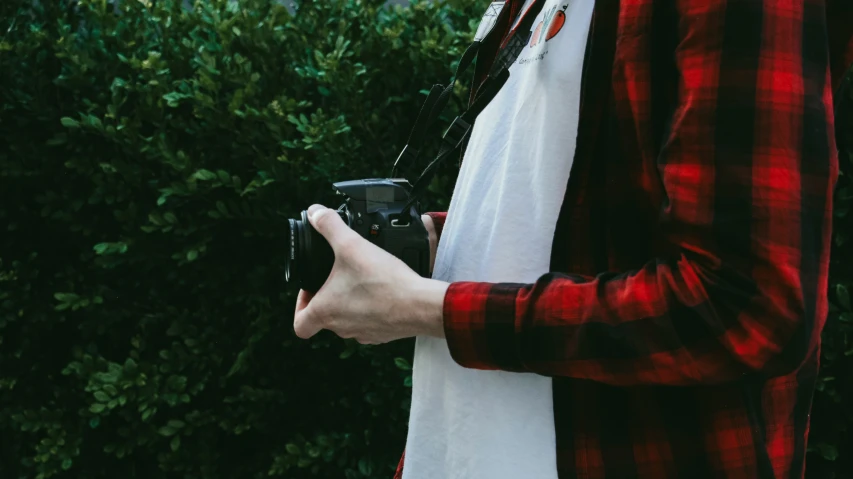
285;178;431;293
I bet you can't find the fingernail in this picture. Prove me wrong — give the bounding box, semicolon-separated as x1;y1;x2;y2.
307;204;325;219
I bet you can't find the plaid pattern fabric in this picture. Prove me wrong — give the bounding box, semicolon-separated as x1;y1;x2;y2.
398;1;853;477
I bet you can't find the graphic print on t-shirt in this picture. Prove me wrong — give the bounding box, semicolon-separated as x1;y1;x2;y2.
517;1;571;65
531;3;568;45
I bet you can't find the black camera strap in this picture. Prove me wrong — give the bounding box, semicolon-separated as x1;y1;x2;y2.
391;40;483;178
392;2;526;180
396;0;546;218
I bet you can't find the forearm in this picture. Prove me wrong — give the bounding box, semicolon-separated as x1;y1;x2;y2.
441;252;808;386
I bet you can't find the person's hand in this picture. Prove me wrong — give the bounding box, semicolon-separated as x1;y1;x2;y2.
293;205;449;344
421;214;437;276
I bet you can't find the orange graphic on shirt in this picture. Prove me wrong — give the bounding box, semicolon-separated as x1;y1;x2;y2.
529;3;568;47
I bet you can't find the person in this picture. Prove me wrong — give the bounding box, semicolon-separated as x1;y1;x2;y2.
293;0;853;477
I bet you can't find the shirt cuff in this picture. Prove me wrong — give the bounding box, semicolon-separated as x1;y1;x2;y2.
442;281;528;373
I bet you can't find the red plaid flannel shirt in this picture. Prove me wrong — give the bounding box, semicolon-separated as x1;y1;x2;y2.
396;0;853;477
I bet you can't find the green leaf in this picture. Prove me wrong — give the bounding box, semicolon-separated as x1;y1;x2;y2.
167;419;185;429
60;117;79;128
816;443;839;461
286;443;301;455
187;250;199;261
394;357;411;370
358;458;372;476
837;284;851;310
162;92;193;107
86;115;103;129
94;391;110;402
192;169;217;181
171;436;181;452
62;458;72;471
124;358;137;371
90;403;106;413
158;426;177;437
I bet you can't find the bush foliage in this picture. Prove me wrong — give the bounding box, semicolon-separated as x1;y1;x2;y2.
0;0;850;478
0;0;476;477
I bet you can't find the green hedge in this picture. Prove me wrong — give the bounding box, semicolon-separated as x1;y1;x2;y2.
0;1;475;477
0;1;850;478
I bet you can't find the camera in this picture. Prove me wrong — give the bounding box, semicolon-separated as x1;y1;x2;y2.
285;178;431;293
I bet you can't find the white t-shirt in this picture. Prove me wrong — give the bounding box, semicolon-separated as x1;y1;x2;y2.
403;1;594;478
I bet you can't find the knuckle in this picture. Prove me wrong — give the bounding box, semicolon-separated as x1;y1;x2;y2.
313;210;331;230
294;312;323;338
294;323;309;339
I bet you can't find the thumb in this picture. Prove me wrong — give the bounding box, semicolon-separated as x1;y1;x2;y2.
307;204;359;250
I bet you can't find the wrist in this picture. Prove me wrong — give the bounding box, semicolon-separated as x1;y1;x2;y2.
412;278;449;338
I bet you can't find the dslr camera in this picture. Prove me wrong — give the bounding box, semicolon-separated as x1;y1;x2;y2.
285;178;431;293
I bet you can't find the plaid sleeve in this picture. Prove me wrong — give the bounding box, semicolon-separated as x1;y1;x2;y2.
442;0;839;386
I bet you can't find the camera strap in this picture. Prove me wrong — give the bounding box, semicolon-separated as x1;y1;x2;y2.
396;0;546;218
390;40;483;178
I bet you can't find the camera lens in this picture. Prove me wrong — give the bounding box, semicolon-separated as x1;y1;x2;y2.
284;209;345;293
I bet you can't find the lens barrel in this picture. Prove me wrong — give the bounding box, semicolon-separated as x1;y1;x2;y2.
284;209;343;293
